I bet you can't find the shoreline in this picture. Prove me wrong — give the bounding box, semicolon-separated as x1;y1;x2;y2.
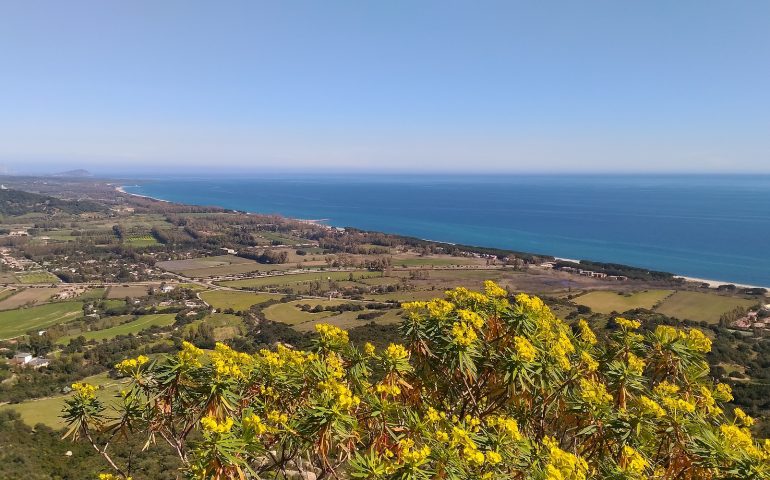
114;184;770;291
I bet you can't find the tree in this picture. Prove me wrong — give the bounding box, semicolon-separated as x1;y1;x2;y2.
63;282;770;479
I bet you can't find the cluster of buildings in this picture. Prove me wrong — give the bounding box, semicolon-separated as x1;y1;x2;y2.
732;305;770;330
10;352;50;369
540;262;628;281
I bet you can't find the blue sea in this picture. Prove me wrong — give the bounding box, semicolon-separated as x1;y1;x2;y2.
123;174;770;287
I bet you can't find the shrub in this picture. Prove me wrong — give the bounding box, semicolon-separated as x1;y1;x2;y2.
64;281;769;479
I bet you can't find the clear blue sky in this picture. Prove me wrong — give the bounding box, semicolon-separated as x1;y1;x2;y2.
2;1;769;174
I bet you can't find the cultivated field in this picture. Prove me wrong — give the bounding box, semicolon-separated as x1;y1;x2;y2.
0;301;83;338
15;271;60;284
572;290;674;314
653;291;758;324
263;299;402;332
220;270;379;290
0;287;59;310
199;290;277;311
106;285;151;299
57;313;176;344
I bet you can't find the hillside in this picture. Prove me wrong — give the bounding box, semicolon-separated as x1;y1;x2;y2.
0;188;106;216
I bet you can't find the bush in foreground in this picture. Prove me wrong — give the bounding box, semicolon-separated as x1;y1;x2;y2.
64;281;769;479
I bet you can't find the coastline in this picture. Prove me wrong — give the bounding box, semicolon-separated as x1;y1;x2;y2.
114;184;770;291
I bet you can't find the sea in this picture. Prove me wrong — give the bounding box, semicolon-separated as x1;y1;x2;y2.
122;174;770;287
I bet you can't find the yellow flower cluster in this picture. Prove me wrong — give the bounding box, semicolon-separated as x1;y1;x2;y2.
552;332;575;370
451;321;478;347
375;383;401;397
638;396;666;418
626;353;645;375
114;354;149;375
211;342;251;380
363;342;376;356
267;409;288;425
734;407;755;427
579;378;612;407
542;436;588;480
714;382;733;402
399;438;431;466
483;280;508;298
243;413;268;435
513;335;536;362
178;341;203;367
72;382;97;400
720;424;763;459
616;317;641;330
577;319;597;345
652;381;696;414
580;351;598;372
621;445;648;475
487;415;523;441
444;287;486;309
457;309;484;329
319;379;360;411
654;325;712;352
315;323;349;346
699;386;723;417
259;344;315;370
200;415;233;434
99;474;131;480
385;343;409;362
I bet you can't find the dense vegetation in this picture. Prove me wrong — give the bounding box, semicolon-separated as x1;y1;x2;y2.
64;283;769;479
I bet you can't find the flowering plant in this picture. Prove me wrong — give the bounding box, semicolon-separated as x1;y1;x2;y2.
64;281;770;479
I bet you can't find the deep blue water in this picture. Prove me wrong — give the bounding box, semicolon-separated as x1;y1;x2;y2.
123;175;770;286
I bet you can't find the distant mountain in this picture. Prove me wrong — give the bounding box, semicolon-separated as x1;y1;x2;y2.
53;169;92;178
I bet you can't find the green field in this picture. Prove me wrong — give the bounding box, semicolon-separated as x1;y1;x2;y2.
75;287;107;300
59;313;176;343
188;313;244;341
0;372;127;429
573;290;674;314
124;235;159;247
394;257;479;267
653;291;758;324
0;301;83;338
220;270;375;290
199;290;277;311
263;299;402;332
15;271;60;284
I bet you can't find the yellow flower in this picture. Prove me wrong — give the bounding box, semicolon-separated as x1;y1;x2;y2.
626;353;645;375
577;319;597;345
115;354;149;375
450;321;478;347
375;383;401;397
243;413;268;435
99;474;131;480
178;341;203;367
734;407;755;427
714;382;733;402
363;342;376;356
580;351;598;372
385;343;409;362
542;436;589;480
686;328;712;353
425;407;441;423
200;415;233;434
638;396;665;418
315;323;349;346
488;415;523;441
578;378;612;407
513;335;537;362
72;382;97;400
458;309;484;329
486;450;502;464
621;445;648;474
483;280;507;298
616;317;641;330
399;439;431;465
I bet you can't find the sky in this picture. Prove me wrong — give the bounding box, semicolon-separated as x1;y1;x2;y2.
1;1;770;175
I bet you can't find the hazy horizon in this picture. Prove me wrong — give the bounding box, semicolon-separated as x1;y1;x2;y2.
3;1;770;174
